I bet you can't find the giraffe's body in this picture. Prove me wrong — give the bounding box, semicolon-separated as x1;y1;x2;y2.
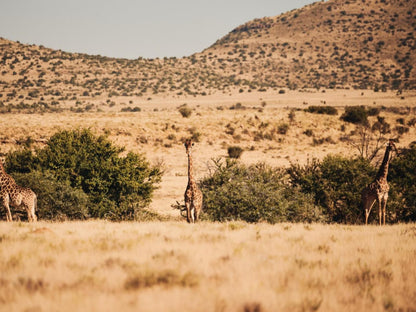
184;139;203;223
0;162;37;222
361;140;397;225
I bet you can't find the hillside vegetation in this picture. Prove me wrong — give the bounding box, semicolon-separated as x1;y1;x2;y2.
209;0;416;91
0;0;415;115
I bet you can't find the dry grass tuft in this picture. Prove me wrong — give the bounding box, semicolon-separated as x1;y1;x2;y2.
124;269;199;290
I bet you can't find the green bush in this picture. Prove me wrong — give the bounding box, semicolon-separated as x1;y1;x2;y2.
305;106;338;115
367;107;381;116
121;106;141;112
178;105;192;118
288;156;375;223
200;159;325;223
340;106;368;125
389;142;416;221
277;123;290;135
5;129;162;220
227;146;244;159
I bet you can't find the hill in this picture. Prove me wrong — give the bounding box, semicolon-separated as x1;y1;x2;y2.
205;0;416;90
0;0;415;113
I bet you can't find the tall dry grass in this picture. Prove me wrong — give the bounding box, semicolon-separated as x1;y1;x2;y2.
0;221;415;312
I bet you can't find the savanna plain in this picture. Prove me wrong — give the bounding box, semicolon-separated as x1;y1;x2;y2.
0;89;416;312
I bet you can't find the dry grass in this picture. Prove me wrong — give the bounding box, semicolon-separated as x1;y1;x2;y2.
0;89;415;216
0;221;415;312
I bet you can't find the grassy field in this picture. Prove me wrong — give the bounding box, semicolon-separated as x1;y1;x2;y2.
1;221;415;312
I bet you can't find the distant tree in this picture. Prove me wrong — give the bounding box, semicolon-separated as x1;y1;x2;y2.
347;116;391;161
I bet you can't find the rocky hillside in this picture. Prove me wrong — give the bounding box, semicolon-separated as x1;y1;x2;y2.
0;0;415;112
205;0;416;90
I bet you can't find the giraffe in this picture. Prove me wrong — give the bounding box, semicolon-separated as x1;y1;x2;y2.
361;139;397;225
0;161;37;222
184;139;203;223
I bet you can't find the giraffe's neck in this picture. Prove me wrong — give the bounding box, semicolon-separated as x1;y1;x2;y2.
376;146;392;182
187;152;196;186
0;162;14;186
0;163;7;181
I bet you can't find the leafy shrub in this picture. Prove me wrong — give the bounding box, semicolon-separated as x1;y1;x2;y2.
371;116;391;134
200;159;325;223
367;107;380;116
305;106;338;115
304;129;314;137
395;125;409;135
312;136;335;146
230;103;246;110
389;142;416;221
340;106;368;125
227;146;244;159
277;123;290;135
288;156;375;223
121;106;141;112
178;105;192;118
407;118;416;127
5;129;162;220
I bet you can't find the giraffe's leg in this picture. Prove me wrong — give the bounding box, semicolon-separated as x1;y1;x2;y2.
24;204;34;222
31;208;37;222
25;206;32;222
32;194;37;222
26;195;37;222
21;199;31;222
190;204;195;223
185;201;191;223
378;199;382;226
194;206;200;222
364;199;374;225
2;196;12;222
195;202;202;220
382;197;387;226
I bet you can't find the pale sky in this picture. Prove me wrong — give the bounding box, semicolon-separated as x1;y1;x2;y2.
0;0;317;59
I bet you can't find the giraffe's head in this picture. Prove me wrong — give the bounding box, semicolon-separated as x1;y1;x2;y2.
388;139;398;153
184;139;194;155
